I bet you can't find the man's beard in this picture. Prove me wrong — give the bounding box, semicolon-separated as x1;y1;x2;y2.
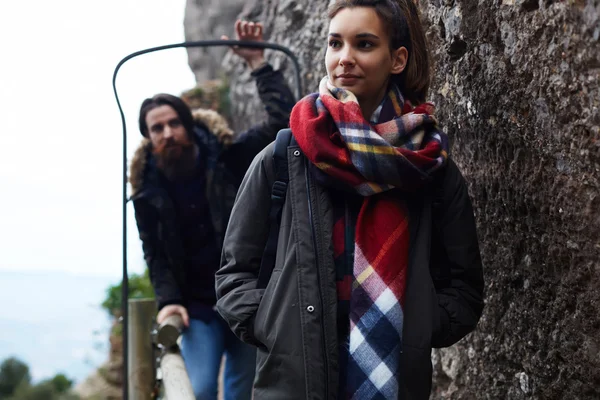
152;139;198;181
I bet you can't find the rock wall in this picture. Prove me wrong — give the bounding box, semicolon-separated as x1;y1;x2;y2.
74;319;123;399
220;0;330;131
185;0;600;398
419;1;600;398
184;0;256;83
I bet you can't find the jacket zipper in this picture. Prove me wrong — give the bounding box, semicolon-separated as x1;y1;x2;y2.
304;158;330;399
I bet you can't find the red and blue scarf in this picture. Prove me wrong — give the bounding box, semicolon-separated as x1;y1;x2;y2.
291;77;448;399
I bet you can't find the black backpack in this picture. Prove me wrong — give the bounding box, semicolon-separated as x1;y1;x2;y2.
256;129;451;290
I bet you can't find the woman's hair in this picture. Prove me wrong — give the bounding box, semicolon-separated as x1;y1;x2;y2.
328;0;431;104
138;93;195;138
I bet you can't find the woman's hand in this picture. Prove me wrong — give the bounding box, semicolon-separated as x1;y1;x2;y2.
221;19;266;71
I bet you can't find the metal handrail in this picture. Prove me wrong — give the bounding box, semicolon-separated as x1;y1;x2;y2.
153;315;193;399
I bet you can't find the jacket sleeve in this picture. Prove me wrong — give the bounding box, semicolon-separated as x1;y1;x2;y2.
133;198;184;310
222;63;295;182
215;144;275;347
430;159;485;348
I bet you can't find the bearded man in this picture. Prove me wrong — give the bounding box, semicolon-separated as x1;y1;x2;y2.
129;20;295;400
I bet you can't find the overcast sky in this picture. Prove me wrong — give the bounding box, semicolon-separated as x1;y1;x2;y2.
0;1;197;279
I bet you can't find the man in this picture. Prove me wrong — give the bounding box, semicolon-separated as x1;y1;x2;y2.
130;20;295;400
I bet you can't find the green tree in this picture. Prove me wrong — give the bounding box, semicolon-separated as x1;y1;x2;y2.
0;358;78;400
101;268;154;317
49;374;72;394
9;380;54;400
0;357;30;398
11;377;79;400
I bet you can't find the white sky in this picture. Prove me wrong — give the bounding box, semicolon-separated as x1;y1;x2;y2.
0;1;197;279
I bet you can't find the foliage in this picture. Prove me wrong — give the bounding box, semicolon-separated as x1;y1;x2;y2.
10;381;55;400
9;382;79;400
216;78;232;119
0;357;30;398
180;78;232;119
0;357;77;400
48;374;73;394
101;268;155;318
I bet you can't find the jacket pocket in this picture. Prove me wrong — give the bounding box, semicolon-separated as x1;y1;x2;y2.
430;281;452;348
253;269;282;347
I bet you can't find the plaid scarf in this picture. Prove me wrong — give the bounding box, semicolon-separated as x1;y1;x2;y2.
291;78;448;399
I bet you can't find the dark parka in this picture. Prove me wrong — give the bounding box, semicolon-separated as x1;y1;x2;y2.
215;137;485;399
130;64;295;310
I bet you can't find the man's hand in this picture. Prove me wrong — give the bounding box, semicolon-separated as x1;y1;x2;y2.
156;304;190;328
221;19;266;71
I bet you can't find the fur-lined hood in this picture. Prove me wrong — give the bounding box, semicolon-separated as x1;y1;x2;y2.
129;108;233;196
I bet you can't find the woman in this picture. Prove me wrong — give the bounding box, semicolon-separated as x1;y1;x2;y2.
216;1;484;399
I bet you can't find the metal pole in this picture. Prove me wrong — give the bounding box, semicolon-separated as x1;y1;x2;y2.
115;58;129;400
112;39;303;400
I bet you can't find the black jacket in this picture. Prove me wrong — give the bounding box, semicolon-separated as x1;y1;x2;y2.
130;64;295;310
216;138;485;399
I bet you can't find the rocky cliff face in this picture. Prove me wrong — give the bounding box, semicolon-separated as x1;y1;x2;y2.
74;319;123;399
185;0;600;398
184;0;256;83
418;2;600;398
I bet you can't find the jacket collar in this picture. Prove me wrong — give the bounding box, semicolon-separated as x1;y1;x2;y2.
129;108;233;197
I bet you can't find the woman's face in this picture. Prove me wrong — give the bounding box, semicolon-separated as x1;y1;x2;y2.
325;6;407;105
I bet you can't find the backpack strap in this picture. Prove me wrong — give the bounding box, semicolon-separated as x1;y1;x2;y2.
257;129;293;289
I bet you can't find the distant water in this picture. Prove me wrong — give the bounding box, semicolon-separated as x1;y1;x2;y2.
0;270;116;383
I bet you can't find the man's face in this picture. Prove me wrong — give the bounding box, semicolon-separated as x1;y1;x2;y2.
145;105;196;180
146;105;189;149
